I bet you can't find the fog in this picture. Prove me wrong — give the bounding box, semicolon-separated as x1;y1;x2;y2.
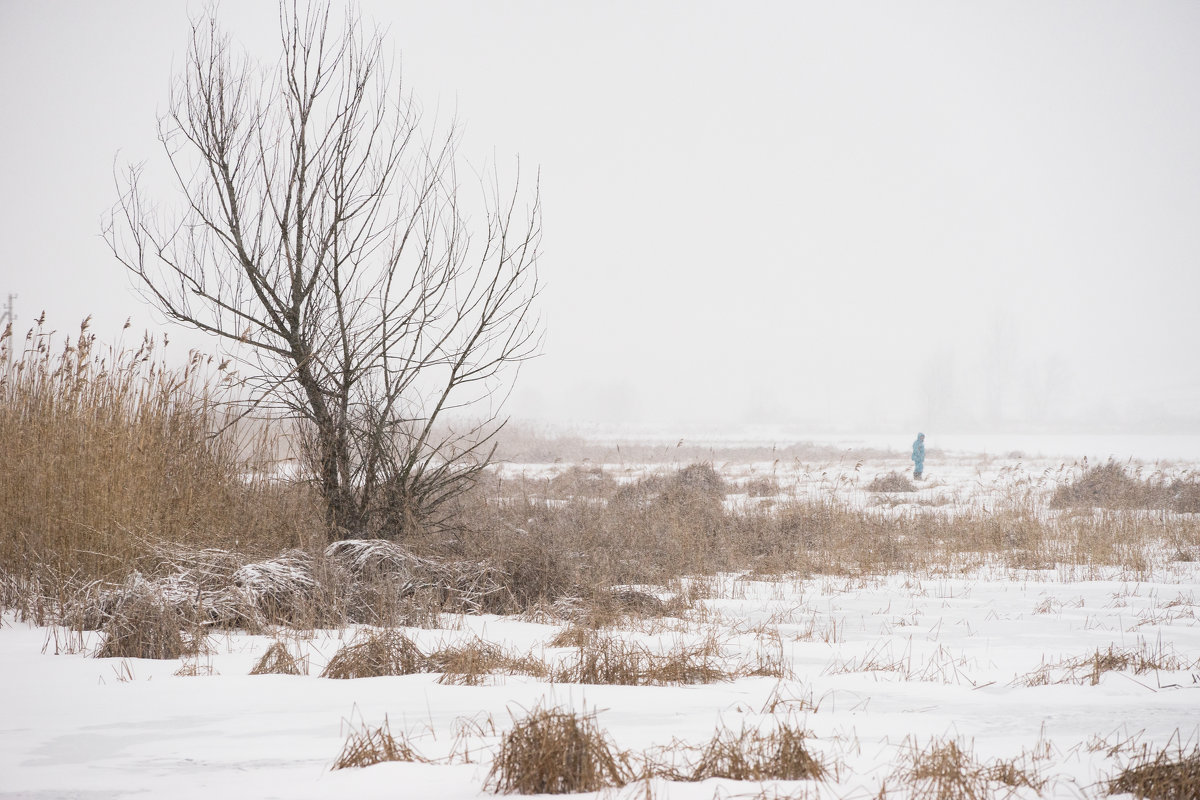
2;1;1197;434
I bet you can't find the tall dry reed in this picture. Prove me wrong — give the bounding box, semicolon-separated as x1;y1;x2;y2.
0;316;322;590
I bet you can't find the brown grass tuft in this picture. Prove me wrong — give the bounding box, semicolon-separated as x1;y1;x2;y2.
866;472;917;493
549;625;593;649
486;706;630;794
332;716;427;770
250;641;304;676
686;722;826;782
320;629;426;679
895;737;988;800
547;465;617;497
427;639;548;686
743;476;781;497
553;631;731;686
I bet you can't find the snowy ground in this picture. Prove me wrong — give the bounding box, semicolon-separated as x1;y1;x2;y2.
3;443;1200;799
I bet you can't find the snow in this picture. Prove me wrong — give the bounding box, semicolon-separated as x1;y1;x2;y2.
4;450;1200;799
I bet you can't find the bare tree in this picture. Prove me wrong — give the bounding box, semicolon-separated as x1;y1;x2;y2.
105;1;541;540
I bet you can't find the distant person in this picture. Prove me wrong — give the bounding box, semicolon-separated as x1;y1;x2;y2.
912;432;925;480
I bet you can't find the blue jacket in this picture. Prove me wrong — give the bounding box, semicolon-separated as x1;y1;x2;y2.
912;434;925;464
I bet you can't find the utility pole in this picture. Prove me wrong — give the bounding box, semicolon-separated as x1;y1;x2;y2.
1;293;15;371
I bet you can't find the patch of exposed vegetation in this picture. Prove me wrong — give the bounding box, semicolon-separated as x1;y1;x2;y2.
1109;742;1200;800
866;471;918;493
1051;462;1200;512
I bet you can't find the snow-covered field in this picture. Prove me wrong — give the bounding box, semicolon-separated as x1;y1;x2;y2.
3;441;1199;799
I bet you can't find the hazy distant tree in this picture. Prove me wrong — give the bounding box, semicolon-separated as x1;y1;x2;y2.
104;1;541;539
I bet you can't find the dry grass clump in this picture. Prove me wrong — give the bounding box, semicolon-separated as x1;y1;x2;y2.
320;632;545;684
889;736;1046;798
249;641;304;676
66;545;275;635
40;538;463;634
173;657;216;677
95;581;205;660
894;738;988;800
607;588;669;617
1051;462;1200;512
548;624;593;649
233;550;318;624
683;722;826;782
332;716;427;770
554;631;730;686
485;706;631;794
326;538;511;617
743;476;781;497
611;462;727;511
320;629;426;679
543;587;679;630
668;462;727;497
866;472;918;493
1108;740;1200;800
427;639;549;686
547;465;616;497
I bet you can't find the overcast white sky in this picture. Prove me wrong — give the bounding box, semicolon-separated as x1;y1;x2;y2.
2;1;1198;434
